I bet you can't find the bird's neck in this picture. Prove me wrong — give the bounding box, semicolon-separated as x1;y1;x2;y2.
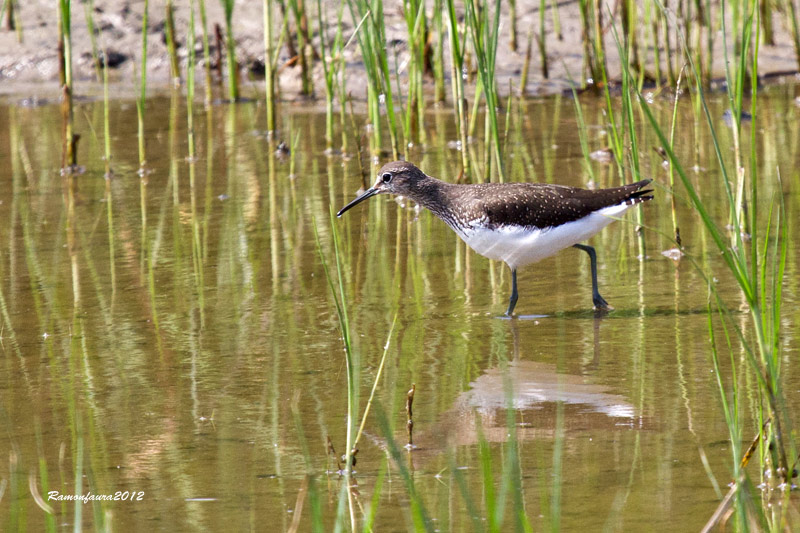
403;175;447;208
405;176;460;227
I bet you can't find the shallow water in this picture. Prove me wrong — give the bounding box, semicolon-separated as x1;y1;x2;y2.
0;89;799;531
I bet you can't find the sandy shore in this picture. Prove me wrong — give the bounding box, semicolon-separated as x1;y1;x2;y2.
1;1;799;102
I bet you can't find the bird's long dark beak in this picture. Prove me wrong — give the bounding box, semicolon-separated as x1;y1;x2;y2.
336;187;380;217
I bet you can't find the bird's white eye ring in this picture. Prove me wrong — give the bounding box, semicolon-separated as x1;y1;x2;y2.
381;172;392;183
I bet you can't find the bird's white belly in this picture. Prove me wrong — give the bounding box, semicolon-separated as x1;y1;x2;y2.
456;204;632;269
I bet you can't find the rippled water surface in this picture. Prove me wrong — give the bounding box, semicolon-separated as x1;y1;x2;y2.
1;89;799;531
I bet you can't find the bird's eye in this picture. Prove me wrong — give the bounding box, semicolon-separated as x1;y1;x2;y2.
381;172;392;183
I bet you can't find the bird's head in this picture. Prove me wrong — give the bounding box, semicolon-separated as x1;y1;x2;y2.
336;161;427;217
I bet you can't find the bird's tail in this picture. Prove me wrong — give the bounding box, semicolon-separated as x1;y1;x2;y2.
625;179;654;205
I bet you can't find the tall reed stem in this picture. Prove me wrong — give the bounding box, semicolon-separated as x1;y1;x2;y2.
82;0;102;81
198;0;213;106
165;0;180;85
402;0;427;142
346;0;400;159
787;0;800;71
288;0;313;96
264;0;277;132
445;0;470;177
538;0;548;79
317;0;343;149
432;0;446;102
102;47;111;177
137;0;149;170
465;0;504;181
59;0;76;168
222;0;239;101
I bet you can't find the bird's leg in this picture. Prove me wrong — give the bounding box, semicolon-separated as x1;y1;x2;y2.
505;267;519;316
573;244;611;310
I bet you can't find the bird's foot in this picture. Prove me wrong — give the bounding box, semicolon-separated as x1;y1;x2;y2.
592;294;613;311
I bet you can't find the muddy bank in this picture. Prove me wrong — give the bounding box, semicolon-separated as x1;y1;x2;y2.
1;1;800;103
